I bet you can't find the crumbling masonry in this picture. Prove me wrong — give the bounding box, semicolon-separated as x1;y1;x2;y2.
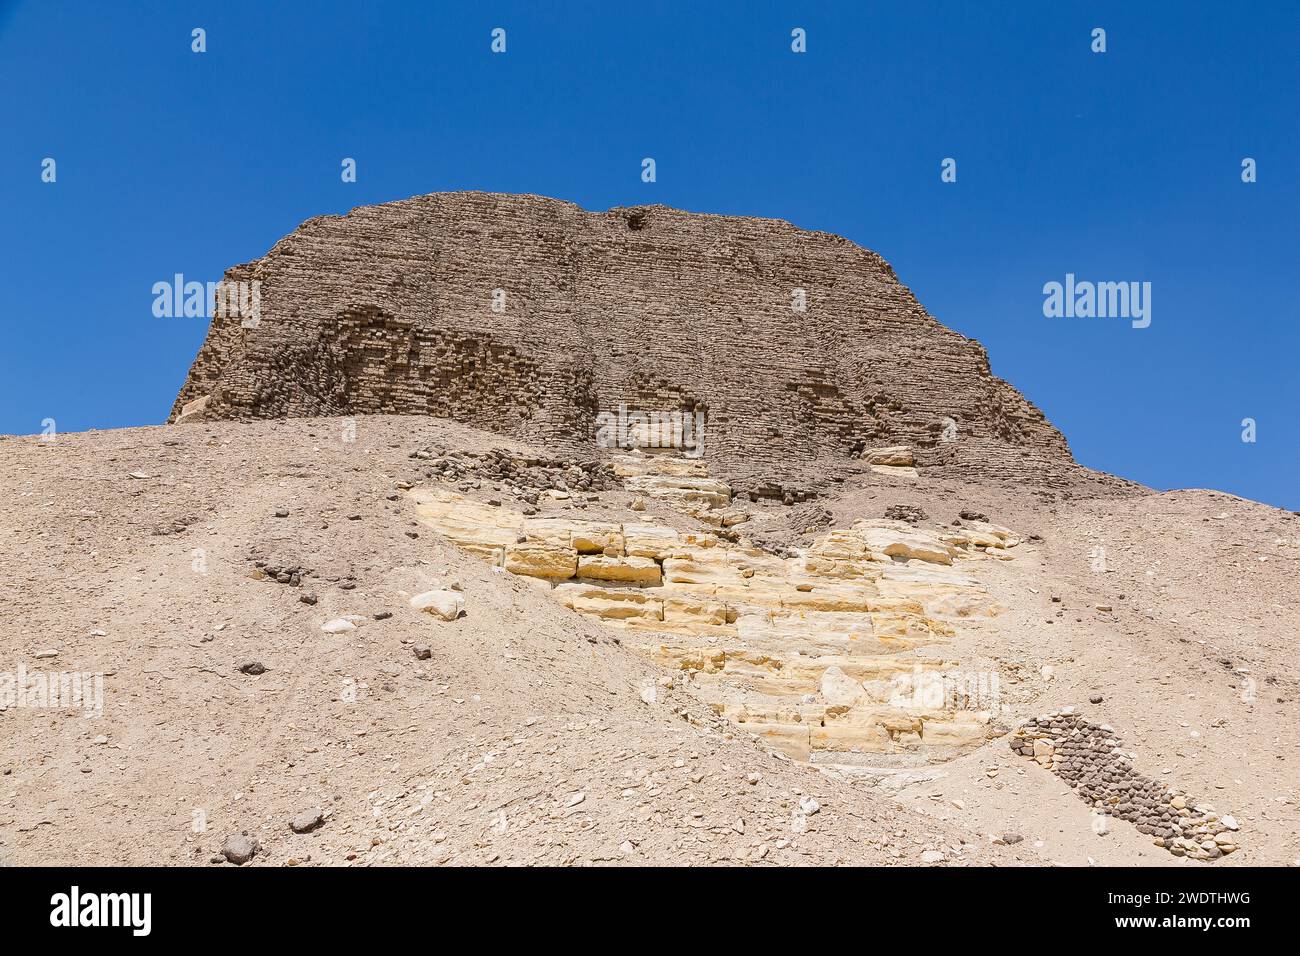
171;192;1097;497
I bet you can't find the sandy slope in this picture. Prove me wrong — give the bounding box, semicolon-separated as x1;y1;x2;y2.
0;417;1018;866
829;474;1300;865
0;416;1295;866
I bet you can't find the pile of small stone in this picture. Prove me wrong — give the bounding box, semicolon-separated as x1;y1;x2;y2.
745;503;833;555
1009;709;1240;860
742;482;817;506
410;446;619;494
792;503;834;532
884;504;927;524
151;514;199;536
250;559;310;588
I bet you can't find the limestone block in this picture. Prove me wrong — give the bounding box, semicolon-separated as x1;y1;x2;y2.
712;662;812;699
407;455;1013;762
752;723;811;761
736;610;878;657
965;520;1020;548
625;420;701;453
728;547;790;577
624;474;732;509
524;517;625;554
664;530;725;555
777;582;877;613
577;554;662;585
863;446;914;466
791;654;918;688
412;488;523;550
871;610;953;641
504;541;578;580
801;554;886;579
808;529;870;559
570;524;624;555
819;665;866;707
518;516;573;547
410;589;465;621
640;641;726;673
460;543;505;566
622;522;681;559
174;395;210;424
662;593;729;629
877;562;979;589
853;520;957;565
868;464;919;478
809;713;894;753
946;529;1004;550
803;530;887;579
924;590;1003;618
610;453;710;479
553;583;663;622
917;713;989;750
661;556;744;587
726;705;812;760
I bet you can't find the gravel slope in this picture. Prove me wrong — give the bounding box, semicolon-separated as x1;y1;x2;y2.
0;417;1030;867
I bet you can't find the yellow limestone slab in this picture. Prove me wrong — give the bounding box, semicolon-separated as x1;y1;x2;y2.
623;523;681;559
577;554;662;586
554;583;663;623
504;541;578;580
522;516;623;554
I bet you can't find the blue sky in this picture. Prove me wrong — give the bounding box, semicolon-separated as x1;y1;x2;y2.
1;1;1296;509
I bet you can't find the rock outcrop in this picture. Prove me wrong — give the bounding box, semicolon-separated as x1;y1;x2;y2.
411;452;1020;763
172;191;1081;497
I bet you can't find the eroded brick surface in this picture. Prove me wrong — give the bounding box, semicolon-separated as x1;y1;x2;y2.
172;192;1088;497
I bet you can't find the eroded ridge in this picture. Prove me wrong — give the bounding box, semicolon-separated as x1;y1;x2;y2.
1009;710;1241;860
410;453;1022;763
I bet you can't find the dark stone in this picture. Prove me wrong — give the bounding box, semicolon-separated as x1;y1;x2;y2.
221;833;259;865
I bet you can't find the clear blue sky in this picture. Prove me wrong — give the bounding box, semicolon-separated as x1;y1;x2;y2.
1;1;1296;509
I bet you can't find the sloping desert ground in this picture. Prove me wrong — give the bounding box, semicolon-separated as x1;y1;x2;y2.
0;416;1295;866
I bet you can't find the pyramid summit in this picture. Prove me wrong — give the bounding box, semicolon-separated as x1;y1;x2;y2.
172;192;1096;497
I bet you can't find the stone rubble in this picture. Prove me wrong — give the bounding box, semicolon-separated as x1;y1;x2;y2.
1009;710;1241;860
410;445;620;495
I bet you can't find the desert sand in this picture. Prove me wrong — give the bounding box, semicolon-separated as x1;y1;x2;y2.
1;415;1294;866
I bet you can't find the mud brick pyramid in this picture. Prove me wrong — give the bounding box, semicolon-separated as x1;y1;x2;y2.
172;191;1077;493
